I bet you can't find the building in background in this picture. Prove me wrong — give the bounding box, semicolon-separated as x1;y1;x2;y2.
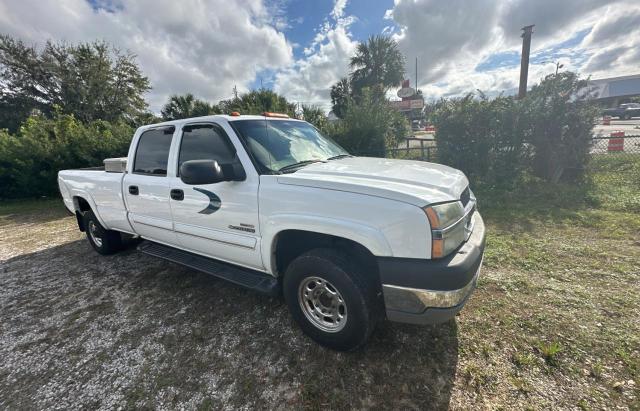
582;74;640;107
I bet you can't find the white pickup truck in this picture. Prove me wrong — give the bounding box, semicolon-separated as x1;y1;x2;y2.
58;113;485;351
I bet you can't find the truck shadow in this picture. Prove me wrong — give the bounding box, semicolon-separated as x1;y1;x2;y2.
2;240;458;409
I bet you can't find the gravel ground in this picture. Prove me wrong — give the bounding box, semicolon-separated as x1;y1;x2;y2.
0;194;638;410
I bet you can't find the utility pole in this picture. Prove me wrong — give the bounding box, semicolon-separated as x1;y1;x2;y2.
518;24;534;99
415;57;418;92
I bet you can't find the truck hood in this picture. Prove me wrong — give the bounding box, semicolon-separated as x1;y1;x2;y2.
276;157;468;206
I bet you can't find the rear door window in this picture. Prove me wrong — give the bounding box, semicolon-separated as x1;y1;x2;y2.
133;127;175;176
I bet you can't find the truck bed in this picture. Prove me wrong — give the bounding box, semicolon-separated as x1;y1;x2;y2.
58;168;133;233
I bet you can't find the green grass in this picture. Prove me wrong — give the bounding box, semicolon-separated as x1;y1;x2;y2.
0;155;639;409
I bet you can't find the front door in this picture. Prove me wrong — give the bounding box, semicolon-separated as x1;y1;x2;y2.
123;126;178;245
168;122;263;270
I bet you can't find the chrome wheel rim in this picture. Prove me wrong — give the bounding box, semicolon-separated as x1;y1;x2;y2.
298;276;347;332
88;221;103;247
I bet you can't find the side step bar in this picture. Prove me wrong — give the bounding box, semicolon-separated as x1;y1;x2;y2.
138;241;279;296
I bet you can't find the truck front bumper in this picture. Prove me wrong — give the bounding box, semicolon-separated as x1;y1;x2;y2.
379;212;486;325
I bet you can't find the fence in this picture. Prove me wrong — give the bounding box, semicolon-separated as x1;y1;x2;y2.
590;134;640;159
353;137;437;161
353;135;640;163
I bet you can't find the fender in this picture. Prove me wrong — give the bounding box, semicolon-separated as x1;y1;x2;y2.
69;189;108;229
261;213;393;275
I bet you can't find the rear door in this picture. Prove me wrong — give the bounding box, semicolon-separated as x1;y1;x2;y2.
168;121;263;270
123;126;178;245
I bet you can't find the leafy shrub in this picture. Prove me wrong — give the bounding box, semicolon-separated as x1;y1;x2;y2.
326;88;409;156
0;112;134;198
432;94;530;186
301;105;329;130
526;72;599;182
433;72;597;186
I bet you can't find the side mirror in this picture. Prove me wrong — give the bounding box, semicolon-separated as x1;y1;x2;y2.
180;160;227;185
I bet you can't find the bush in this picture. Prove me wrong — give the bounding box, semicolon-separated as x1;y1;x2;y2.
301;105;328;130
432;95;530;185
433;72;597;186
526;72;599;182
0;112;134;199
326;88;409;156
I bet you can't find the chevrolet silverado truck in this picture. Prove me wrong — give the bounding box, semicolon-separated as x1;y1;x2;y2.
58;113;485;351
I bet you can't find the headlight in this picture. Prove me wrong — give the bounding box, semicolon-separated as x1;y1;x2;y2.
423;201;465;258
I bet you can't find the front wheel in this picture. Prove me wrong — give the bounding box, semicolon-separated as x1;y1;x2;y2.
83;210;122;255
283;248;379;351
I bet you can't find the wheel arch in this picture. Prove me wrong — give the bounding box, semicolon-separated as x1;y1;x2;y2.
269;229;382;293
71;194;105;232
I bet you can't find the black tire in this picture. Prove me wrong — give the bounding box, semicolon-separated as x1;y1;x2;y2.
83;210;122;255
283;248;379;351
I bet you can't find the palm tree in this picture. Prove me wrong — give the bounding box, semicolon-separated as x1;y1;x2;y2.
349;35;405;94
161;93;218;120
219;89;296;116
330;77;352;118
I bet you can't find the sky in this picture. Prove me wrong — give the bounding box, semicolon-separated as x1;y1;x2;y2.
1;0;639;113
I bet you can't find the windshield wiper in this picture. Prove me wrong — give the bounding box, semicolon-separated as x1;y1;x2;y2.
326;154;353;161
278;159;324;173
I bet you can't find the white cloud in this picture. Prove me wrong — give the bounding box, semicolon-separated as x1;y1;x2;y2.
0;0;293;112
386;0;640;99
273;0;358;111
580;5;640;77
2;0;639;113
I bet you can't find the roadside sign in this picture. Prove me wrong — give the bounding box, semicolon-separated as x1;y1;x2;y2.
397;87;416;98
390;99;424;111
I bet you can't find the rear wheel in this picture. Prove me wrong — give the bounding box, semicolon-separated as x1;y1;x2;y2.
83;210;122;255
283;248;379;351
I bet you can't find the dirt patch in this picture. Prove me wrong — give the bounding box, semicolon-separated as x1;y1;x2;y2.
0;200;638;409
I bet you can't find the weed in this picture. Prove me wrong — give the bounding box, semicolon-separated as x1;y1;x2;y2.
590;360;604;379
513;351;537;369
537;341;563;366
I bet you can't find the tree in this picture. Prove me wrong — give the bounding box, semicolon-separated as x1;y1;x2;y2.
330;77;352;119
526;72;598;182
219;89;296;116
301;105;328;130
0;35;150;132
349;35;405;95
161;93;220;120
0;112;134;198
328;88;409;156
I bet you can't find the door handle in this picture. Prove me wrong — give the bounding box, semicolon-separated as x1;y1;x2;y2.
170;189;184;201
129;185;139;195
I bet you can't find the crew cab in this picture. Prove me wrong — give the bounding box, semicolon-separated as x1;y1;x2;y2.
603;103;640;120
58;113;485;351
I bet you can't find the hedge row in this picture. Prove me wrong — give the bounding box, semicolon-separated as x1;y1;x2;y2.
432;72;599;187
0;113;134;199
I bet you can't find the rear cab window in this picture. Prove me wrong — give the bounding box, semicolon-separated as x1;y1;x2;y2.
133;126;175;176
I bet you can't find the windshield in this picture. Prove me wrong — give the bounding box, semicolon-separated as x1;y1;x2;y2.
231;119;349;173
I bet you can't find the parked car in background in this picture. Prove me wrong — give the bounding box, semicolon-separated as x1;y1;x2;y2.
58;113;485;351
603;103;640;120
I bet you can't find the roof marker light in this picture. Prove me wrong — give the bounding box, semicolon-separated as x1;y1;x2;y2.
262;112;289;118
